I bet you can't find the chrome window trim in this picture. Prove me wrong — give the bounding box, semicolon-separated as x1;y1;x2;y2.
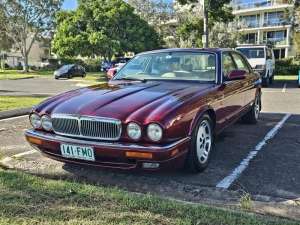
51;114;122;141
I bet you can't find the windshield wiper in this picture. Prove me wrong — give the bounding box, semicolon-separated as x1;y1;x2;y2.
115;77;147;82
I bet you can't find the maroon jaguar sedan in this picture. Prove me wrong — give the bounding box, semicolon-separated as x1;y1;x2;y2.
25;48;261;172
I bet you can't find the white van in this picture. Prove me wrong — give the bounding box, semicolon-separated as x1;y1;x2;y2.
236;45;275;87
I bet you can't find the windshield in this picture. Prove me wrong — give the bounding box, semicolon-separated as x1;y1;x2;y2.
237;48;265;59
58;65;73;71
114;52;216;82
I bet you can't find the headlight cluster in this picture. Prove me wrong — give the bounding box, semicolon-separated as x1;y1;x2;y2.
127;122;163;142
30;113;53;131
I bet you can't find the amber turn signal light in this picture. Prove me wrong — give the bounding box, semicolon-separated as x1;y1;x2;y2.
125;151;153;159
26;136;43;145
170;149;179;157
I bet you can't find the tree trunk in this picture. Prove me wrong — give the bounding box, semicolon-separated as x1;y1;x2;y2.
23;53;29;72
203;8;209;48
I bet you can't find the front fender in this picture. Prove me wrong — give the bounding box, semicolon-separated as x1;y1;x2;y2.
188;106;216;136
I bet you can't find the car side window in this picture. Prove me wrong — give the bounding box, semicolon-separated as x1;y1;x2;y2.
222;52;236;79
231;53;250;73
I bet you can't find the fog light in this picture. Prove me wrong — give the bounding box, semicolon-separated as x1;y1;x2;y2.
142;163;160;169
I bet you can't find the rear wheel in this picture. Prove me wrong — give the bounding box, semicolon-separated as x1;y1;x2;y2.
242;95;260;124
185;114;214;173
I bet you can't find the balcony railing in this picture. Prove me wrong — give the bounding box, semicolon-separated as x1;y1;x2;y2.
263;20;290;27
239;21;260;28
232;0;292;11
263;38;287;45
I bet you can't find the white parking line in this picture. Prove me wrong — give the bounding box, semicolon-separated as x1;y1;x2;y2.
216;113;291;189
0;150;38;165
0;115;28;122
282;83;287;93
11;150;38;158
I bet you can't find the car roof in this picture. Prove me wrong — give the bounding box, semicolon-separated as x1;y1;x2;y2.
137;48;233;56
236;45;269;49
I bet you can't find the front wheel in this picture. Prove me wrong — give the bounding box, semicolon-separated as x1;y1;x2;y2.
242;95;260;124
185;114;214;173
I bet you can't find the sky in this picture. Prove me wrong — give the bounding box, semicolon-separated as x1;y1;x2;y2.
62;0;78;10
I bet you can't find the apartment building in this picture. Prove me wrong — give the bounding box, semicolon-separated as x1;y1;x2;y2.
232;0;295;59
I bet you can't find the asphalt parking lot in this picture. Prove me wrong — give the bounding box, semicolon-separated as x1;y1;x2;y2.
0;77;88;96
0;79;299;218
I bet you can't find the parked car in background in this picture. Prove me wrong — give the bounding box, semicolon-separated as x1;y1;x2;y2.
236;45;275;87
54;64;86;79
100;61;113;72
25;48;261;173
106;63;126;79
101;57;132;73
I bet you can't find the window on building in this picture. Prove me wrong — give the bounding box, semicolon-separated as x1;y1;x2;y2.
273;48;286;59
240;15;260;28
241;33;258;44
233;0;272;10
263;30;287;45
264;11;286;26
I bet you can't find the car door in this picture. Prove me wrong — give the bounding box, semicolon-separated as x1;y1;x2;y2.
231;52;256;107
220;52;245;123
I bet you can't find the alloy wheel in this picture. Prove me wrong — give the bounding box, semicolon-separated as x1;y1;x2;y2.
196;120;212;164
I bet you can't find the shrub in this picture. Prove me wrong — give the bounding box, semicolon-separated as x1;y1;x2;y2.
83;58;100;72
275;58;300;75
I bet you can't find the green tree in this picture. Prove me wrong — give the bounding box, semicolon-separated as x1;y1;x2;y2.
177;0;234;47
0;0;63;72
52;0;162;60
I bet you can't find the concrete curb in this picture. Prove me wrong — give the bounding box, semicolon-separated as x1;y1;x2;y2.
0;107;31;120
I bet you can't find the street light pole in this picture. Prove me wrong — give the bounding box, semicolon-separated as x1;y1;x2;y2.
201;0;209;48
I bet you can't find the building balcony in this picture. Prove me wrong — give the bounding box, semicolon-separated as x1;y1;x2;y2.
232;0;293;11
262;38;287;45
263;20;290;27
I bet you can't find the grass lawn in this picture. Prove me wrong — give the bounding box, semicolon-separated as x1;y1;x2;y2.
72;72;107;85
0;96;46;111
0;169;297;225
0;70;53;80
274;75;298;81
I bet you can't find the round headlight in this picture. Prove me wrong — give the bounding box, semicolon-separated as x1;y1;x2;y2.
41;115;53;131
30;113;41;129
127;122;142;140
147;123;163;142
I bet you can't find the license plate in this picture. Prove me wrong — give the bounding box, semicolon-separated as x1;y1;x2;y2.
60;144;95;161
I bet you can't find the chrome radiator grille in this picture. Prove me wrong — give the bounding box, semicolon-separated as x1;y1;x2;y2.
51;114;122;140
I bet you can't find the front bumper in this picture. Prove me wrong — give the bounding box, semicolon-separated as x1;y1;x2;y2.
25;129;190;171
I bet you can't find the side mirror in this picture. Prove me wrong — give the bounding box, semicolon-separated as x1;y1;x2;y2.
227;70;247;81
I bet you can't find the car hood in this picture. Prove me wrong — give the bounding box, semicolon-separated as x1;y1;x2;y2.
36;81;215;124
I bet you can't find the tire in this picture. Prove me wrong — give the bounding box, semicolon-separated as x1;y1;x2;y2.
185;114;214;173
242;95;260;124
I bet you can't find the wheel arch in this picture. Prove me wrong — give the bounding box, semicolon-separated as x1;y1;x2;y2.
189;106;216;136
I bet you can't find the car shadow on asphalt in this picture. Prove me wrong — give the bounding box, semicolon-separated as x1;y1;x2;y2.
51;113;299;199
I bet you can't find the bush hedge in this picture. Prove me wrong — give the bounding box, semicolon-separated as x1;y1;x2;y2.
275;58;300;75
